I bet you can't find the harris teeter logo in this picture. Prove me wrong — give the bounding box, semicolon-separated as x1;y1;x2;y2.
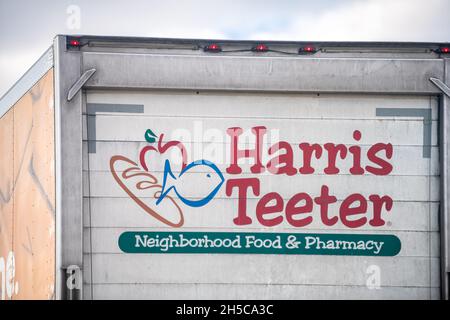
110;126;401;257
110;129;224;227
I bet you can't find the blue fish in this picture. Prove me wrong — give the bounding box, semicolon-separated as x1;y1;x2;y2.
156;159;224;207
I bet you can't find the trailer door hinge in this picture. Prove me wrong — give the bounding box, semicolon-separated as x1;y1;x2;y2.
67;68;96;101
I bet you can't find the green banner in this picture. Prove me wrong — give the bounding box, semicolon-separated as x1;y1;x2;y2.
118;231;401;256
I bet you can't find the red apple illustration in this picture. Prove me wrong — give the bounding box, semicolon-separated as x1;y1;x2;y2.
139;129;188;173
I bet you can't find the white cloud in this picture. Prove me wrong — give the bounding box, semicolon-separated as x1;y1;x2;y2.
1;0;449;97
249;0;450;41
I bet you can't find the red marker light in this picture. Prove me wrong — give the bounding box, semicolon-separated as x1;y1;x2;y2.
68;39;81;47
299;45;317;54
252;44;269;52
204;43;222;52
440;47;450;53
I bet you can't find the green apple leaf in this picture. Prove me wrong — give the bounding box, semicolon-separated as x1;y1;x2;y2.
145;129;157;143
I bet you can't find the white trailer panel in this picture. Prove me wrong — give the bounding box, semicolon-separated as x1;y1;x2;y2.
83;90;440;299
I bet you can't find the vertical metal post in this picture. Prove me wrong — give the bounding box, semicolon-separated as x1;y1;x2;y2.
437;59;450;300
440;92;449;300
53;35;84;300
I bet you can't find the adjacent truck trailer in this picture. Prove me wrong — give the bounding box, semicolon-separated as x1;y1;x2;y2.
1;35;450;300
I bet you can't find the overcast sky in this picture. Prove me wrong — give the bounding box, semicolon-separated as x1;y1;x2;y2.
0;0;449;97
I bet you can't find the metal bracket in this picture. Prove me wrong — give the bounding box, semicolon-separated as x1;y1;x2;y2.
430;77;450;98
67;68;96;101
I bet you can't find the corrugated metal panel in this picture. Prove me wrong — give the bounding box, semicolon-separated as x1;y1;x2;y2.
82;52;444;94
83;90;440;299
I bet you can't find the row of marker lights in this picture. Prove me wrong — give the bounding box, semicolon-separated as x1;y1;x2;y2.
205;43;318;54
67;40;318;54
204;43;450;54
67;39;450;54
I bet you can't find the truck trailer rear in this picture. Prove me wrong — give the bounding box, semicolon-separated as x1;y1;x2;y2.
0;35;449;300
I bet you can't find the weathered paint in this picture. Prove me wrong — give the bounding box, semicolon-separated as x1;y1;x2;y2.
83;90;439;299
0;70;55;300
